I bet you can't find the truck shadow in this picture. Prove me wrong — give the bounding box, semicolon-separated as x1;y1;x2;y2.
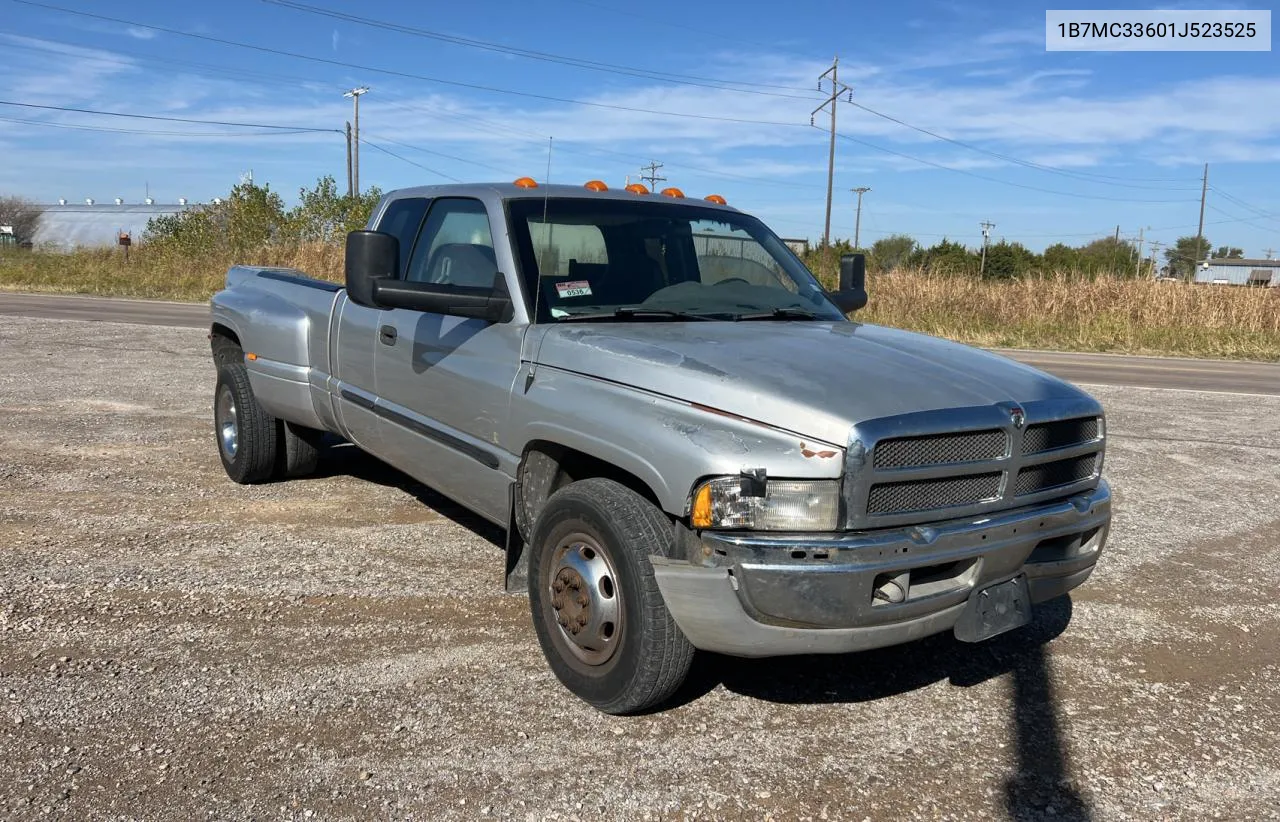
677;597;1091;821
301;440;1088;820
311;440;506;547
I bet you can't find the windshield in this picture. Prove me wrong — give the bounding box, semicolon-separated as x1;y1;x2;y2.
507;198;847;323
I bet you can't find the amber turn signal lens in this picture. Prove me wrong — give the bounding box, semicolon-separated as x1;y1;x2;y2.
513;177;538;188
691;483;713;528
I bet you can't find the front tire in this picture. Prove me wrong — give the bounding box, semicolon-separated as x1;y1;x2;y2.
528;478;694;715
214;361;279;484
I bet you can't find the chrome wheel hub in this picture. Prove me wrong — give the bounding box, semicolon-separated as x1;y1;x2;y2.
549;535;621;666
215;384;238;459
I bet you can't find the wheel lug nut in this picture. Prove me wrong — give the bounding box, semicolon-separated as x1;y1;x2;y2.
577;594;589;607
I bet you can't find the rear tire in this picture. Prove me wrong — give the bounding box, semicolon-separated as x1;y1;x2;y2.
214;361;279;484
278;422;322;478
528;478;694;715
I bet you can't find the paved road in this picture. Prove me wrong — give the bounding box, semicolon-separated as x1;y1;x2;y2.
2;291;1277;394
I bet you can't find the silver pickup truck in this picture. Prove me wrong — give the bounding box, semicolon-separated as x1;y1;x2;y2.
208;179;1111;714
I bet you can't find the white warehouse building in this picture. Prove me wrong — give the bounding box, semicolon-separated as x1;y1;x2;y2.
1193;257;1280;287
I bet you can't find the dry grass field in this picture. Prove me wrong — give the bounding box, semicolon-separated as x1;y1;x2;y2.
2;245;1277;360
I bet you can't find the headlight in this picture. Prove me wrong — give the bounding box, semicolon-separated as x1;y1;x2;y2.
689;477;840;531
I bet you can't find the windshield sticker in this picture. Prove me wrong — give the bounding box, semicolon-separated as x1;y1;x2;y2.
555;280;593;298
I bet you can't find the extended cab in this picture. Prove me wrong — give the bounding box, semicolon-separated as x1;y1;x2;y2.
208;180;1111;714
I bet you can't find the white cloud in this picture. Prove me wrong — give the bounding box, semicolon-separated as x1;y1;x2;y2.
124;27;156;41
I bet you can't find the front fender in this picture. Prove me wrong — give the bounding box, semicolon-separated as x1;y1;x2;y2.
516;366;845;516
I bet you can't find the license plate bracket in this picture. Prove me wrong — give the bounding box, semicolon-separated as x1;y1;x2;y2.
954;574;1032;643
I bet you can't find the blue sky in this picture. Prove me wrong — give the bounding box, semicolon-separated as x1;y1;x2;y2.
1;0;1278;254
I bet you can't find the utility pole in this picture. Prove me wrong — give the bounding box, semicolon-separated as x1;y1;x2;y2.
851;187;870;249
811;56;850;249
1193;162;1208;279
979;221;995;278
1264;247;1276;260
1133;226;1149;278
344;86;369;195
1148;240;1164;278
345;121;354;198
639;160;666;192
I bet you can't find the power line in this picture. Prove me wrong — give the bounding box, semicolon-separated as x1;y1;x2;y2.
1210;186;1280;224
16;0;811;126
557;0;784;51
360;139;463;183
0;99;339;132
831;128;1198;204
847;101;1199;189
5;32;827;194
359;130;517;175
261;0;820;99
0;114;318;138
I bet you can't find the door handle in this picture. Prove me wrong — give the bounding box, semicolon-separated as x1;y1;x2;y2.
379;325;398;346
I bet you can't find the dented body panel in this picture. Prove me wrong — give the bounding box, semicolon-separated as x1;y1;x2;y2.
209;182;1112;658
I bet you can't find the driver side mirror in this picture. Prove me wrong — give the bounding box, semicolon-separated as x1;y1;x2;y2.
345;230;399;308
831;253;868;314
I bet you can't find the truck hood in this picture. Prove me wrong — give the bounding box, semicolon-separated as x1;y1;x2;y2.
534;321;1093;446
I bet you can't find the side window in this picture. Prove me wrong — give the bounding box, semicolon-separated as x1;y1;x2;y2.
405;199;497;288
374;197;429;279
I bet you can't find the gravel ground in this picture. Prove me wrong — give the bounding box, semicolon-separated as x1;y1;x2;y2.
1;315;1278;822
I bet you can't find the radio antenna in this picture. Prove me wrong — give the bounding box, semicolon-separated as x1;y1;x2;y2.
532;136;553;324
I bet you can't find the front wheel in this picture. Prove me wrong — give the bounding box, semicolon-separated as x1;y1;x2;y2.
528;478;694;715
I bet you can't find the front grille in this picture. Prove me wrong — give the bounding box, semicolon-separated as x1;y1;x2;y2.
873;429;1007;470
1022;417;1099;454
867;472;1002;516
1014;454;1098;496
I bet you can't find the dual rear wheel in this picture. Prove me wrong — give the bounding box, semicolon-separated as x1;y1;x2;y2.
213;359;321;484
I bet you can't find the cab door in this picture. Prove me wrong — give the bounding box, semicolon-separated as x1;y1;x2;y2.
330;196;429;453
371;197;522;524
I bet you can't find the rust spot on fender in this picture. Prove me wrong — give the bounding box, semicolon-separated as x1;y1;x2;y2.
800;442;838;459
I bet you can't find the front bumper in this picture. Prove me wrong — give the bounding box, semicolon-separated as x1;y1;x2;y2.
652;480;1110;658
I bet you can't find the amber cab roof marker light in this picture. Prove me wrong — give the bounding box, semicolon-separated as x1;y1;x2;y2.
584;180;608;191
660;187;685;198
704;194;727;205
513;176;538;188
624;183;650;195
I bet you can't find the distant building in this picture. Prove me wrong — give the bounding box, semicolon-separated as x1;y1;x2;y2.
32;200;194;250
1193;257;1280;287
782;238;810;257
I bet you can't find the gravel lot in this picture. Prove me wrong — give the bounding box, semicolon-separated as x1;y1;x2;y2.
1;315;1278;822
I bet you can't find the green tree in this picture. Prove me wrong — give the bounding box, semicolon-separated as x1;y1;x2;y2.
981;240;1037;280
287;175;383;243
921;239;977;276
1165;235;1211;279
1212;245;1244;259
1077;236;1138;276
144;180;288;255
868;234;917;272
1041;242;1080;273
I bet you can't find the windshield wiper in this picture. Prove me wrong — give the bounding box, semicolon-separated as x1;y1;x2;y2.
556;307;714;322
731;307;822;321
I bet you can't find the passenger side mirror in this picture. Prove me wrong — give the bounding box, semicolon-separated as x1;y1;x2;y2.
831;252;868;314
345;230;399;307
